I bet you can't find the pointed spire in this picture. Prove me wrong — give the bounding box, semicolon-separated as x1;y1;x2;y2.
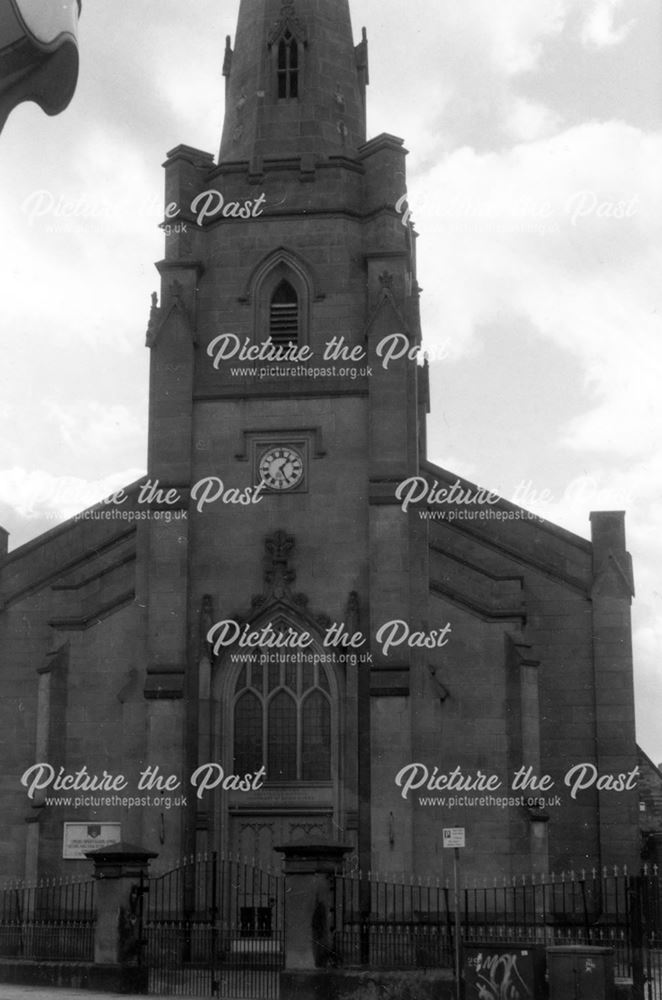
220;0;368;163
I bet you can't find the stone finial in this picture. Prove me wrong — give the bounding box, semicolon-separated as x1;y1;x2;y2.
222;35;233;77
145;291;160;344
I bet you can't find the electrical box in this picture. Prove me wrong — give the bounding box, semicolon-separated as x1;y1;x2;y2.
464;943;548;999
547;945;615;1000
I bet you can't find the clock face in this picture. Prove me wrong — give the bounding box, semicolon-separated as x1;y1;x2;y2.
259;446;304;491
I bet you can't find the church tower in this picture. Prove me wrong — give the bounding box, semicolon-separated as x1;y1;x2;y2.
0;0;641;890
142;0;429;875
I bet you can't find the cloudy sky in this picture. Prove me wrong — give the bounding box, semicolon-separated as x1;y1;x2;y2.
1;0;661;759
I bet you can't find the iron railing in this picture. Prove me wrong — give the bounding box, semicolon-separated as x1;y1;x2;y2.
334;865;662;977
0;876;95;961
3;858;662;996
334;870;454;968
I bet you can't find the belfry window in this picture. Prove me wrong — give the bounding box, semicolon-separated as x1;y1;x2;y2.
269;280;299;346
233;653;331;782
277;31;299;99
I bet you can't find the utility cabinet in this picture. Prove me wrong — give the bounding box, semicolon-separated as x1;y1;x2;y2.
464;943;548;999
547;945;615;1000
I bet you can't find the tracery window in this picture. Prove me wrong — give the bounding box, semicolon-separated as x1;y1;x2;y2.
277;31;299;99
233;653;331;781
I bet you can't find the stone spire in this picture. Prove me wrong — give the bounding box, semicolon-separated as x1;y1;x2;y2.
219;0;368;163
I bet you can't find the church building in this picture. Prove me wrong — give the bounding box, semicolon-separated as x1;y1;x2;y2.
0;0;641;886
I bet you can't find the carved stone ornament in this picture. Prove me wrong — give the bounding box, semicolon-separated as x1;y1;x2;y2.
268;0;307;46
264;530;296;600
237;531;331;634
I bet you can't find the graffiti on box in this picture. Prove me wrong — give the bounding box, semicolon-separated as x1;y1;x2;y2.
465;950;532;1000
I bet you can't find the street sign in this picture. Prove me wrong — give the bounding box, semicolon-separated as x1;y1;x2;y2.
443;827;466;848
443;827;466;1000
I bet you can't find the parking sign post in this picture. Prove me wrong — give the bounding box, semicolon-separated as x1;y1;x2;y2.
443;827;465;1000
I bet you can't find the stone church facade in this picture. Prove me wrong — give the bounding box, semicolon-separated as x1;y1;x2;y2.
0;0;641;885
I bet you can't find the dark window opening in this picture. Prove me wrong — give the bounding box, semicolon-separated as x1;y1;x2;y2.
302;690;331;781
267;690;297;781
277;32;299;99
234;691;263;773
269;279;299;346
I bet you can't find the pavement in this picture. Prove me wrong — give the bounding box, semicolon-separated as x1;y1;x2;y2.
0;989;180;1000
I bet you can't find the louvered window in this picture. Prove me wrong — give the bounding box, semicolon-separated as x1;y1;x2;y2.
269;280;299;346
277;31;299;99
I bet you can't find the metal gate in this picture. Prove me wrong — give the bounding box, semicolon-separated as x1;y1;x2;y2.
144;853;283;998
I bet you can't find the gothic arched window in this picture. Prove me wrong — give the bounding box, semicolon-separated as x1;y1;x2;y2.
245;250;313;351
277;31;299;99
233;653;332;782
269;280;299;346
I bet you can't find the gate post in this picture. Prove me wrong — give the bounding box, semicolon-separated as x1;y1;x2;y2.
85;840;158;995
629;874;646;1000
275;840;351;978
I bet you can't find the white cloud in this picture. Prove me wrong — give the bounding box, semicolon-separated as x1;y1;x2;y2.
581;0;636;48
359;0;577;152
414;121;662;376
504;98;562;142
477;0;569;75
403;0;569;77
45;402;143;457
3;124;163;355
0;467;144;521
